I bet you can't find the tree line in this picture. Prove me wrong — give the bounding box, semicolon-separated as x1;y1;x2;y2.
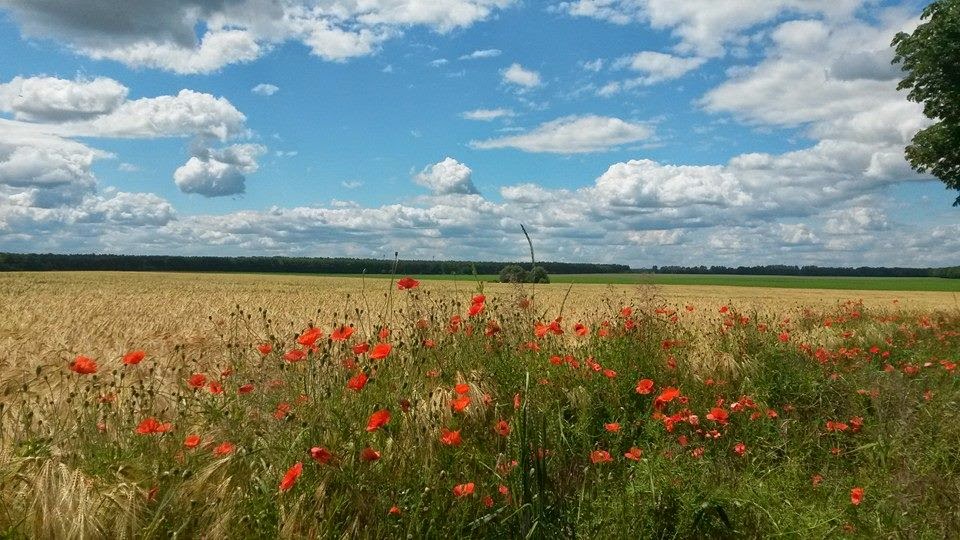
645;265;960;279
0;253;629;275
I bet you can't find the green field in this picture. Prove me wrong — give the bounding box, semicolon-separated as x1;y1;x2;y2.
391;273;960;292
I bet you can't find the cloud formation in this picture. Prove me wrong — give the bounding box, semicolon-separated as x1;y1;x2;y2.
471;115;653;153
501;63;542;88
414;158;480;195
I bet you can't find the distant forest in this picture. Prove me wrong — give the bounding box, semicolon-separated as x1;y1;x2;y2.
0;253;956;278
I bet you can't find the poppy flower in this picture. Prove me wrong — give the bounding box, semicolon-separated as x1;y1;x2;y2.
624;447;643;461
653;387;681;409
331;325;354;342
472;294;486;305
620;307;632;317
452;482;475;498
238;383;255;394
370;343;392;360
733;442;747;456
454;383;470;395
310;446;333;464
379;327;391;340
483;495;494;508
353;342;370;355
184;434;201;448
388;506;402;516
208;381;223;395
360;447;381;462
123;350;146;365
604;422;621;433
706;407;729;425
440;428;462;446
274;402;291;420
573;323;589;336
590;450;612;464
850;487;864;506
451;396;471;413
423;338;436;348
494;420;511;437
347;371;369;392
187;373;207;389
136;417;173;435
778;332;790;343
397;277;420;290
635;379;655;395
283;349;307;362
213;441;235;456
257;343;273;355
468;302;485;317
297;327;323;347
811;474;823;487
279;462;303;492
366;409;391;432
69;355;98;375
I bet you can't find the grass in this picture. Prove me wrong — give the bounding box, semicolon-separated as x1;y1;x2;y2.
0;276;958;538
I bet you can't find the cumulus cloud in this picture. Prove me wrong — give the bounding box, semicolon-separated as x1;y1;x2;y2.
0;76;128;122
251;83;279;96
461;108;515;121
414;157;479;195
459;48;502;60
501;63;541;88
471;115;653;153
615;51;706;84
1;0;515;73
174;143;265;197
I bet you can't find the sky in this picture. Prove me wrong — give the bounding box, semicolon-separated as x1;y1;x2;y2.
0;0;956;267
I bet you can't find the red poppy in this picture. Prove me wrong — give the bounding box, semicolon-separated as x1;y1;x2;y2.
624;447;643;461
366;409;391;432
69;355;98;375
603;369;617;378
123;350;146;365
604;422;621;433
397;277;420;290
353;342;370;355
213;441;235;456
706;407;729;425
494;420;511;437
331;325;354;342
850;487;864;506
811;474;823;487
283;349;307;362
472;293;486;305
273;402;291;420
136;417;173;435
306;447;332;465
440;428;462;446
360;447;381;462
184;434;201;448
620;306;632;317
454;383;470;395
238;383;255;394
187;373;207;388
423;338;436;348
347;371;368;392
388;505;402;516
297;327;323;347
733;442;747;456
452;482;475;498
590;450;612;464
451;396;471;413
379;327;391;340
778;331;790;343
653;387;681;409
208;381;223;395
370;343;392;360
257;343;273;355
279;462;303;492
573;323;589;336
483;495;494;508
636;379;655;395
468;302;485;317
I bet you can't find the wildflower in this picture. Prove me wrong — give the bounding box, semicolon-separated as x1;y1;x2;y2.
279;462;303;492
347;371;368;392
706;407;729;425
283;349;307;362
451;396;471;412
379;327;391;340
69;355;98;375
574;323;589;336
184;434;201;448
273;402;291;420
353;342;370;355
257;343;272;355
366;409;391;432
635;379;655;395
778;332;790;342
850;487;864;506
452;482;475;498
653;387;681;409
483;495;494;508
397;277;420;290
297;327;323;347
361;447;381;462
733;442;747;456
811;474;823;487
331;325;354;341
603;369;617;378
136;417;173;435
454;383;470;395
468;302;485;317
494;420;511;437
310;446;333;464
208;381;223;395
624;447;643;461
440;428;462;446
187;373;206;388
238;383;255;394
620;307;633;317
388;505;402;516
123;350;146;365
213;442;235;456
370;343;392;360
590;450;612;464
604;422;621;433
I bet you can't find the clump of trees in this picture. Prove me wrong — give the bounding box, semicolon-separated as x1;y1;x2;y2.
499;265;550;284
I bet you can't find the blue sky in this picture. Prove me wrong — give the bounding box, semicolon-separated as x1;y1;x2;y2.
0;0;956;266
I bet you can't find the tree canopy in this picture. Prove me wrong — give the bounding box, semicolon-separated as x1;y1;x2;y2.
892;0;960;205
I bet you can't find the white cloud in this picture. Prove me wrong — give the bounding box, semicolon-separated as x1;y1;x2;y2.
615;51;706;84
414;157;479;195
501;63;541;88
251;83;279;96
626;229;685;246
471;115;653;153
1;0;516;73
0;76;128;122
459;48;502;60
174;143;265;197
429;58;449;67
461;108;515;121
